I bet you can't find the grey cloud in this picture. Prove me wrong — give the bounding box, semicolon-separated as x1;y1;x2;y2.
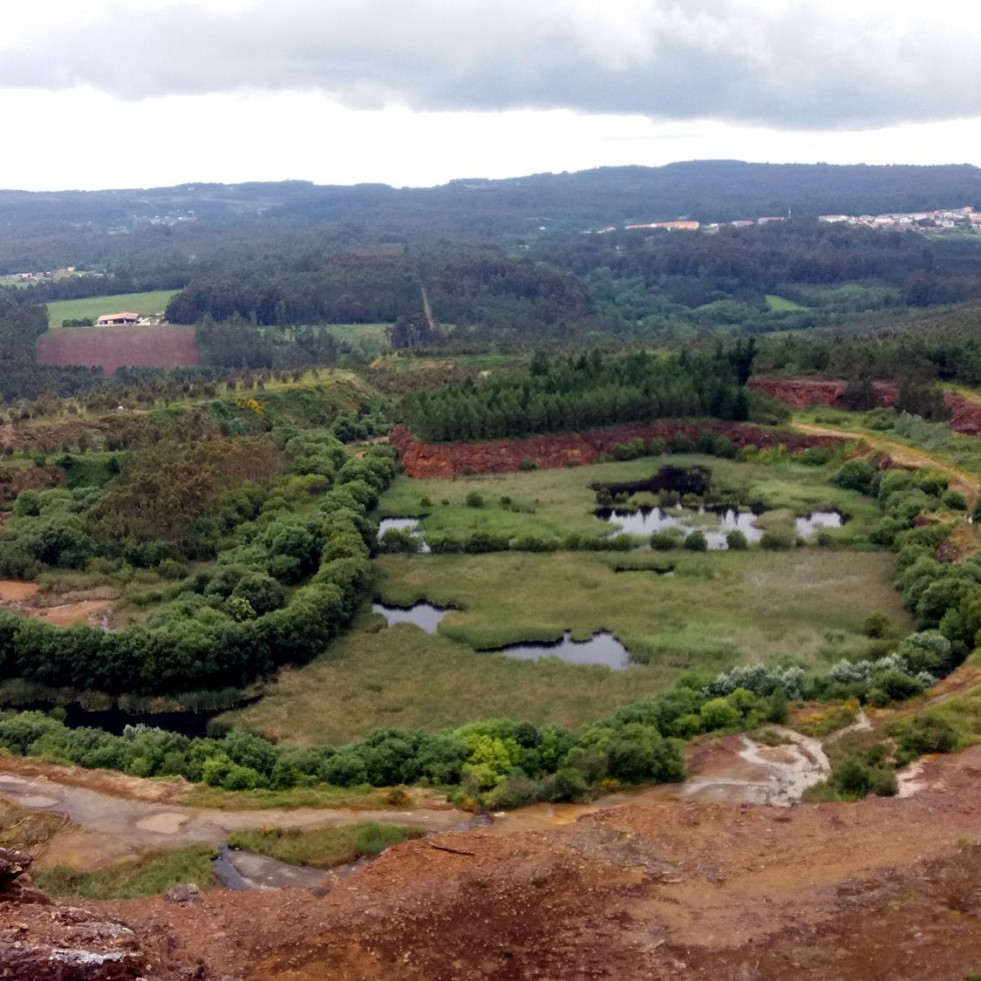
4;1;981;129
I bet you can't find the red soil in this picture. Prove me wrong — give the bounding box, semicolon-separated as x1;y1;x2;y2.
391;421;839;479
751;377;981;437
37;326;200;376
750;377;900;409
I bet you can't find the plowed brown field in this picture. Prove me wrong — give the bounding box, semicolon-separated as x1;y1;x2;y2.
37;325;199;376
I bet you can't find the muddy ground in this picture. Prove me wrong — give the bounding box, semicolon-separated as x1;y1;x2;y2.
5;738;981;978
82;743;981;980
0;578;113;628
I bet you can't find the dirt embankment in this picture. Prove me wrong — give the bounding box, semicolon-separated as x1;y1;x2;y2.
752;376;981;436
0;579;113;628
7;745;981;978
391;422;839;478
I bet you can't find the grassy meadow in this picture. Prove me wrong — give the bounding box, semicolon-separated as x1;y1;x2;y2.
46;290;179;327
228;547;911;746
378;453;882;544
222;451;913;746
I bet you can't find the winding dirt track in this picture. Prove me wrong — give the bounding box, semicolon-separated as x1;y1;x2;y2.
794;420;981;502
0;758;470;871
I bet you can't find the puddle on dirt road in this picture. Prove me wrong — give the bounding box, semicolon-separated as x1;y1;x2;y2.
212;844;328;891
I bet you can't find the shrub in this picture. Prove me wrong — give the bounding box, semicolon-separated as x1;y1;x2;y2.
799;446;832;466
518;458;538;471
759;528;795;550
725;529;748;550
943;490;967;511
892;714;959;758
863;611;891;638
834;459;877;495
465;491;484;508
650;531;677;551
683;530;708;551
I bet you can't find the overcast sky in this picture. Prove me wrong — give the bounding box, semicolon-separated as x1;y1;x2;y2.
3;0;979;192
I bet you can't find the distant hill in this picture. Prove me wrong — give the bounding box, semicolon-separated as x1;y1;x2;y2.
2;162;981;273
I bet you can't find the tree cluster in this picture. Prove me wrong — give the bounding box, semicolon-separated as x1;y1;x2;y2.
401;348;751;442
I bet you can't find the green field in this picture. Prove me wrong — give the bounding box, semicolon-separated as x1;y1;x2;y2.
378;453;882;545
46;290;179;327
227;547;911;746
765;294;807;311
322;322;391;359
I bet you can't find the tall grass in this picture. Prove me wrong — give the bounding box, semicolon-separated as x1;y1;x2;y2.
36;844;216;899
226;822;421;869
227;548;910;746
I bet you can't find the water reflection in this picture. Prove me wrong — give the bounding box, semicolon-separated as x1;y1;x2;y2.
378;517;430;553
489;631;629;669
597;506;843;549
372;601;447;633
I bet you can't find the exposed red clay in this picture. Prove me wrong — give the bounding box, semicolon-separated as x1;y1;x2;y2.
391;421;839;478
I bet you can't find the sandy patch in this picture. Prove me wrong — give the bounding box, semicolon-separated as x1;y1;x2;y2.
18;794;60;808
35;599;112;627
135;812;191;835
0;579;40;602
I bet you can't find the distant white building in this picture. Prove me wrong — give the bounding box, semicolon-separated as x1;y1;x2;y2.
95;311;140;326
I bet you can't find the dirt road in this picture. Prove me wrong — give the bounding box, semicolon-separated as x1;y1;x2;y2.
0;764;472;870
794;420;981;502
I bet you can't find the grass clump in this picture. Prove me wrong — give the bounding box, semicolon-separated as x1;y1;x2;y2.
35;844;216;899
226;821;422;870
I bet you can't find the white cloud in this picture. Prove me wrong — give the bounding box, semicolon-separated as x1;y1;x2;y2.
0;85;978;194
2;1;980;128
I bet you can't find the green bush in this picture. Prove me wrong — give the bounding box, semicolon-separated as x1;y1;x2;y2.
683;530;708;551
725;529;748;550
465;491;485;508
759;527;795;550
943;490;967;511
834;459;877;495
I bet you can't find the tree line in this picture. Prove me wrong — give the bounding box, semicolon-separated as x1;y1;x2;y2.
0;438;396;694
401;347;754;442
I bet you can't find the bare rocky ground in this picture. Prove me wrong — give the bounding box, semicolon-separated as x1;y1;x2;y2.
4;740;981;979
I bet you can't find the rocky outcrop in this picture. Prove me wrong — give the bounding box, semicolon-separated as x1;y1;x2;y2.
0;848;161;980
390;421;839;478
945;395;981;436
750;377;900;409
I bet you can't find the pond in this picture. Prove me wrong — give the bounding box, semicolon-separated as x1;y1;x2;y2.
487;630;630;670
377;517;430;553
372;601;448;633
7;701;222;738
596;505;843;549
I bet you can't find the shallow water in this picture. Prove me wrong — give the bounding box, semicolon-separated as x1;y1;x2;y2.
598;505;843;549
378;517;430;553
489;630;630;669
372;601;447;633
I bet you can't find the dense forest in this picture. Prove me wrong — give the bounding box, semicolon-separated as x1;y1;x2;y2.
400;346;754;441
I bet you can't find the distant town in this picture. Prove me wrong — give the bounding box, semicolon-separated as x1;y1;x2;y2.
597;206;981;235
